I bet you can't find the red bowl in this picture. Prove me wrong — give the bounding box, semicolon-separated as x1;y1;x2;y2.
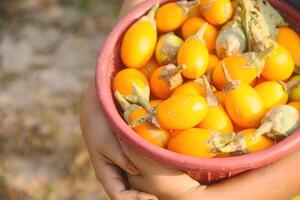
96;0;300;183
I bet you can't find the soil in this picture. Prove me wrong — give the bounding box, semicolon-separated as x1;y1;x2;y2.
0;0;122;199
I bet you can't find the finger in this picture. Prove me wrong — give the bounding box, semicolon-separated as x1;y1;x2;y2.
121;141;202;196
128;172;201;200
95;160;127;199
128;174;152;193
80;81;139;175
99;132;140;175
94;156;158;200
120;190;159;200
119;140;175;175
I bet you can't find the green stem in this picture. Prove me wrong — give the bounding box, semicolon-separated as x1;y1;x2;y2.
194;77;204;85
240;47;272;77
222;62;241;91
159;64;185;88
177;0;200;15
283;79;300;93
114;91;131;111
219;134;247;154
140;100;153;113
163;64;186;78
147;3;159;19
209;131;236;149
195;22;208;41
115;91;143;123
189;0;200;7
294;62;300;74
258;39;276;56
209;131;248;154
130;108;161;128
233;0;242;22
202;75;219;107
130;115;148;128
252;122;273;140
240;0;252;50
130;82;152;112
221;62;233;84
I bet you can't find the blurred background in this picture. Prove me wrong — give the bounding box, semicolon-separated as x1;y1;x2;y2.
0;0;122;199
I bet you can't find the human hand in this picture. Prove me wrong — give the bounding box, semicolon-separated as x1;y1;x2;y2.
121;138;300;200
80;1;160;199
120;141;206;200
82;0;300;199
80;82;158;200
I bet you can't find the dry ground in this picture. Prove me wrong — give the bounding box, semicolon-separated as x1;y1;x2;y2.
0;0;122;199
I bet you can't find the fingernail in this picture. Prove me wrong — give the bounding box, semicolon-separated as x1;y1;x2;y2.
128;163;140;175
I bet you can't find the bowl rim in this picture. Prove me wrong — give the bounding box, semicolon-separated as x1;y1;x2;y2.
96;0;300;172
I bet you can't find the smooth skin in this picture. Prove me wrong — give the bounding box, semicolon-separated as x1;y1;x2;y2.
80;1;300;200
123;139;300;200
167;128;216;158
80;82;158;200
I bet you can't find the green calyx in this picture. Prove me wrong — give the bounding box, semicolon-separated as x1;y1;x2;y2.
208;131;248;154
115;91;160;128
202;75;219;107
252;0;287;27
280;79;300;93
240;42;275;77
190;22;208;44
122;82;152;112
252;105;300;140
159;64;185;89
240;0;273;52
114;91;142;123
140;3;160;29
147;3;160;19
130;107;160;128
294;62;300;74
177;0;200;15
221;62;241;91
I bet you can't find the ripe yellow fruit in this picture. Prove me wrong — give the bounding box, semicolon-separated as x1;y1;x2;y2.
200;0;233;25
168;128;216;158
177;23;209;79
156;0;199;32
121;4;159;68
157;95;208;130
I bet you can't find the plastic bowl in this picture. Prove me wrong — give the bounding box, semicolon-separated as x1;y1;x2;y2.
96;0;300;183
